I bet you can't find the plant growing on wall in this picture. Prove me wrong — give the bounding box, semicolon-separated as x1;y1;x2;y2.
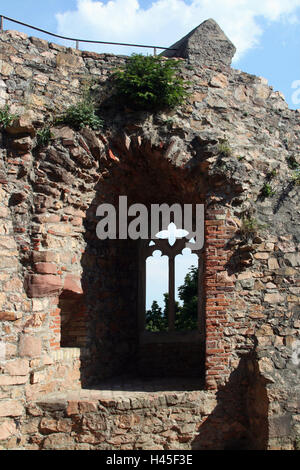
240;216;266;241
56;101;103;131
36;126;53;147
218;139;232;158
0;105;18;129
292;169;300;186
112;54;188;111
261;182;276;198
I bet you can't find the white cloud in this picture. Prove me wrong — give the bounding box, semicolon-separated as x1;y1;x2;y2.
56;0;300;60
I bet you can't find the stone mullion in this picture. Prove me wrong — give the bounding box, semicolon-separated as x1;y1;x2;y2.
168;254;175;332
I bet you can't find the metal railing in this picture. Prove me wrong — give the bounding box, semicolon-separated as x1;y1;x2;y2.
0;14;178;56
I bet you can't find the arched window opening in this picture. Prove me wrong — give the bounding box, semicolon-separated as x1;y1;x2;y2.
138;223;205;378
141;223;203;336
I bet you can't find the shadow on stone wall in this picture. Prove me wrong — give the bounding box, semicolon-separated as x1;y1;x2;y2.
192;352;269;450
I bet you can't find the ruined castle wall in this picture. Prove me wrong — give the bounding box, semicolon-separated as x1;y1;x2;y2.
0;28;299;450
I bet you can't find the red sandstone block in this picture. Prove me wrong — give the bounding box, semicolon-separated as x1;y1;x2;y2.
63;274;83;295
25;274;62;298
33;251;59;263
34;262;57;275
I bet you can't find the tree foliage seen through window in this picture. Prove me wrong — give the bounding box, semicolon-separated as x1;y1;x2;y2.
146;266;198;332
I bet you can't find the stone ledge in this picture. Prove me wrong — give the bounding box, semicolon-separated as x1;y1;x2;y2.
33;379;215;413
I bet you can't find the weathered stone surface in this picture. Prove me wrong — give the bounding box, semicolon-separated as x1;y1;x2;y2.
25;274;62;298
0;311;22;321
0;401;23;417
51;126;75;145
285;253;300;267
5;358;29;376
80;127;104;159
32;251;59;263
5;114;35;136
264;293;284;304
0;421;17;441
10;136;33;152
63;274;83;295
42;433;75;450
19;335;42;358
34;263;57;275
56;53;84;69
0;375;28;385
161;18;236;65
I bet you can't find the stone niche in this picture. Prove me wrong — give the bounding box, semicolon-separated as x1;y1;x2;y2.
80;138;207;384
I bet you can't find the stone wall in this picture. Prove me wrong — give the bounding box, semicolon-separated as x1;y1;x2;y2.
0;22;299;450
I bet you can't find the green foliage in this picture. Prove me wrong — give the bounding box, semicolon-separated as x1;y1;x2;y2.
261;183;275;198
146;266;198;332
176;266;198;331
240;216;265;240
0;105;17;129
266;169;277;180
37;126;53;147
292;168;300;186
218;140;232;158
56;101;103;131
146;298;168;332
112;54;188;111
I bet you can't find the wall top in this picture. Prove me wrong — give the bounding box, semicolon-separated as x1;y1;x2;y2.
161;18;236;66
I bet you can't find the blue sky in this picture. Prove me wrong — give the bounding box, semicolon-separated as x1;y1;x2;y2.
1;0;299;108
